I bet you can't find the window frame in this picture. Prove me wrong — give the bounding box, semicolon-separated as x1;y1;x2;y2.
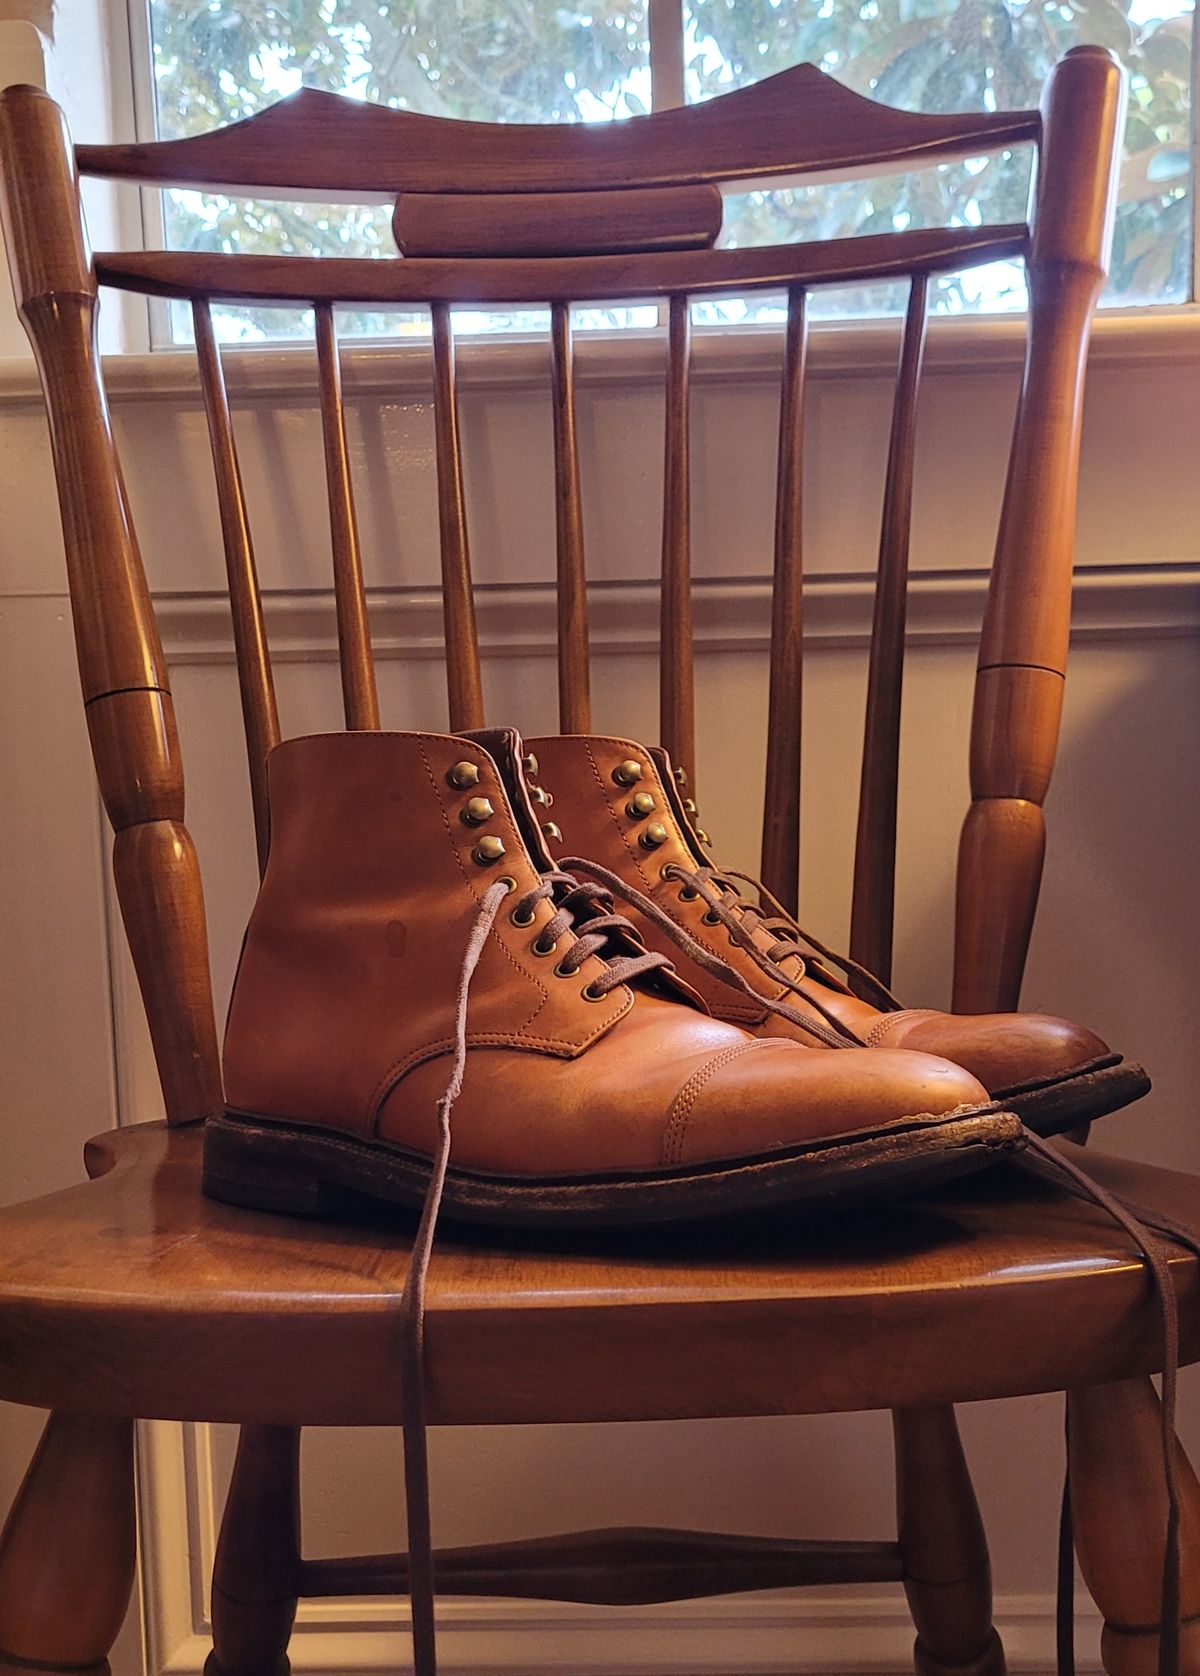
120;0;1200;354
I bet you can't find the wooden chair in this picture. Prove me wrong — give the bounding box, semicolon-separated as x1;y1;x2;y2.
0;46;1197;1676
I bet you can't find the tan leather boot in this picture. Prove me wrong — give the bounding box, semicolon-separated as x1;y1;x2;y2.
204;730;1022;1228
525;733;1149;1139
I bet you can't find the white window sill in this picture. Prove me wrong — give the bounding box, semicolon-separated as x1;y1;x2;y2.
0;302;1196;405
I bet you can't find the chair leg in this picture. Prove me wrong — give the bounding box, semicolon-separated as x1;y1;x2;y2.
206;1425;301;1676
0;1412;137;1675
1069;1377;1200;1675
894;1406;1006;1676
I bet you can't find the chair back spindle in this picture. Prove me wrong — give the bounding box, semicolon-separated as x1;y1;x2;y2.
760;283;809;913
550;300;592;732
660;293;695;788
192;299;281;871
314;301;381;731
848;272;929;989
431;301;486;732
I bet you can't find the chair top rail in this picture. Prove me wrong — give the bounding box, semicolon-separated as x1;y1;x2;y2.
74;68;1039;198
93;223;1029;309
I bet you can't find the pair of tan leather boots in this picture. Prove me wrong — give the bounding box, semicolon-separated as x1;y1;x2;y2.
203;727;1149;1228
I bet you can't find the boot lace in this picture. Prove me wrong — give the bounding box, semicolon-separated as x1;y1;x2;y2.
397;868;668;1676
665;860;903;1013
396;880;1195;1676
564;854;860;1050
514;869;672;995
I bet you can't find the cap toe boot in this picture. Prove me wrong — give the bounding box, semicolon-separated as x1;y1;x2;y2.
206;730;1021;1228
525;732;1149;1137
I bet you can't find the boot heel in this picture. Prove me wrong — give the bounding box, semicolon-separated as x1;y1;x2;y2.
203;1114;347;1217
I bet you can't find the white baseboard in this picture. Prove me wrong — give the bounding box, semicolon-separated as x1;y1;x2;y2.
157;1590;1104;1675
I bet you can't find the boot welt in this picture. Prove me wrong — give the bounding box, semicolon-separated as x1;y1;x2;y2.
991;1056;1151;1139
203;1107;1025;1230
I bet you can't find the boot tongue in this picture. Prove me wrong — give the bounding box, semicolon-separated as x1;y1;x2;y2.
459;728;558;872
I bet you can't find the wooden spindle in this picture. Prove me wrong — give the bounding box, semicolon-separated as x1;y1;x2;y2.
1069;1379;1200;1676
0;84;222;1127
849;273;929;988
660;293;694;785
550;300;592;732
431;301;485;731
193;300;280;873
208;1426;301;1676
953;46;1124;1013
893;1407;1004;1676
760;284;808;913
314;301;380;731
0;1414;137;1673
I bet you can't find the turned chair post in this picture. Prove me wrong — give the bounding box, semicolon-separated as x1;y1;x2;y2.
0;85;221;1128
952;45;1123;1015
0;1413;137;1674
207;1427;302;1676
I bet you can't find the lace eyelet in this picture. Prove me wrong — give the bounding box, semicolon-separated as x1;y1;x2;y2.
511;903;535;927
702;909;720;926
495;875;518;896
678;886;698;902
580;980;607;1003
552;958;579;980
532;933;558;958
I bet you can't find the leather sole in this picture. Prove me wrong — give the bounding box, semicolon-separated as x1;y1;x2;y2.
993;1055;1150;1137
203;1106;1025;1230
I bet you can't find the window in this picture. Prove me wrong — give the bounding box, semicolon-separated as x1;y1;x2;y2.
141;0;1194;343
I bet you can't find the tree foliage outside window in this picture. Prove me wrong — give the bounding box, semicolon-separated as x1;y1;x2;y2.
147;0;1194;341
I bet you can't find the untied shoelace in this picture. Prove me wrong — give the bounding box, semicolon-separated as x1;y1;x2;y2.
666;858;903;1014
398;867;669;1676
397;865;1195;1676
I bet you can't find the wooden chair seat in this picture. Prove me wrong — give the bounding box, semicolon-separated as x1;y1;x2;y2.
1;1123;1195;1429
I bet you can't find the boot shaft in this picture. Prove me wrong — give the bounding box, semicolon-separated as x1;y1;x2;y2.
223;731;631;1133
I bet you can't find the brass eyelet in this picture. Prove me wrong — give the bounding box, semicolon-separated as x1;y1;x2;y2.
552;958;579;980
532;933;558;958
581;980;607;1003
461;796;494;827
511;903;536;928
679;886;698;902
702;909;720;926
496;875;518;896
